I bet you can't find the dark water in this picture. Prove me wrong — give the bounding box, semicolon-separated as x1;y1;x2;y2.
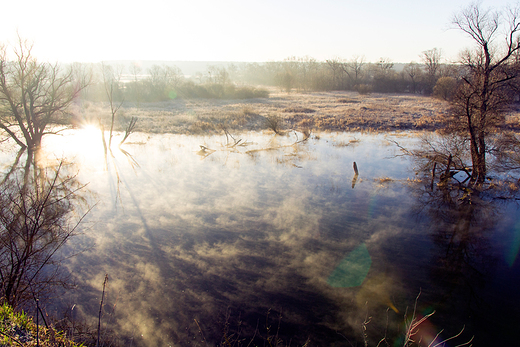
4;130;520;346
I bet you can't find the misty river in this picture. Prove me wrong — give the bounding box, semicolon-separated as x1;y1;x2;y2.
2;129;520;346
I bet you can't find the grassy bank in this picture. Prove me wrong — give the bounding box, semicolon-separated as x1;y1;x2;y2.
0;303;81;347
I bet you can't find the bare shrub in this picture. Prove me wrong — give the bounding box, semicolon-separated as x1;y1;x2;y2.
337;98;360;104
230;86;269;99
356;84;373;95
265;115;284;135
433;77;458;101
241;105;256;116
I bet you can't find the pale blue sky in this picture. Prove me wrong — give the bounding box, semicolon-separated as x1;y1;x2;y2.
1;0;516;63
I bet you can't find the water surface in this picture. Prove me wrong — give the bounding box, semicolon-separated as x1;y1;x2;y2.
5;130;519;346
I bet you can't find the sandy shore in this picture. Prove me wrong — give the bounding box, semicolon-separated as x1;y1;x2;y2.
79;90;520;134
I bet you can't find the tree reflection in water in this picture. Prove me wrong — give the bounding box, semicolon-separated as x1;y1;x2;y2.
399;132;520;345
0;148;89;309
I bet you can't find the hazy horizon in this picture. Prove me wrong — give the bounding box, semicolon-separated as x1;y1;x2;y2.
3;0;515;64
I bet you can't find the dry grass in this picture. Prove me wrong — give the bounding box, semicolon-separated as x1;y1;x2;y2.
375;177;394;183
332;137;361;147
72;89;520;135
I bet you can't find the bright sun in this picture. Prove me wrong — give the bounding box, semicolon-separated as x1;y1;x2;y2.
72;124;104;158
82;124;101;139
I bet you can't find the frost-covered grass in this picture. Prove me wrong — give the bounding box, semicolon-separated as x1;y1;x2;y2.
71;90;520;136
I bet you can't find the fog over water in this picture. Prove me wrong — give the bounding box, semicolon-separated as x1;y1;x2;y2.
4;129;518;346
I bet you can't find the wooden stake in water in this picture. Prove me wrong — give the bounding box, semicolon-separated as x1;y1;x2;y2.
352;162;359;188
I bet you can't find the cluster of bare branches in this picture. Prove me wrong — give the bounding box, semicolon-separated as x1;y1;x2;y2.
391;134;474;191
0;36;90;150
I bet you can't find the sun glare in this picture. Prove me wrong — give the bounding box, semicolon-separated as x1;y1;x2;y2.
82;124;100;139
70;124;104;160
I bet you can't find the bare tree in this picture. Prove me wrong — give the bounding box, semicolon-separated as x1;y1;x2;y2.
404;61;422;94
421;48;443;94
376;57;394;74
295;56;318;91
147;64;182;100
101;62;124;148
0;37;90;150
208;65;229;86
448;2;520;184
326;57;346;90
344;55;365;88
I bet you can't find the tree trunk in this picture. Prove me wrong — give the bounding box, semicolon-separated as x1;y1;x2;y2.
469;131;487;185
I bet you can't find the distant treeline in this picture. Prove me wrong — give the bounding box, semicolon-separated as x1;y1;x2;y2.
82;49;462;102
82;63;270;103
236;54;461;97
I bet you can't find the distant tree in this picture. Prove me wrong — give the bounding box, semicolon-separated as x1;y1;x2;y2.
372;58;404;93
447;2;520;184
281;57;302;92
326;58;346;90
293;56;319;91
344;55;366;89
148;64;166;98
376;57;394;74
276;70;294;93
239;62;266;85
421;48;443;94
404;62;422;94
226;63;239;82
208;65;230;86
128;62;143;107
146;64;182;101
0;38;90;150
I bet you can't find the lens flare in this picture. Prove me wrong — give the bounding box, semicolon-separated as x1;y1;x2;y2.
168;90;177;99
506;220;520;267
328;243;372;288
